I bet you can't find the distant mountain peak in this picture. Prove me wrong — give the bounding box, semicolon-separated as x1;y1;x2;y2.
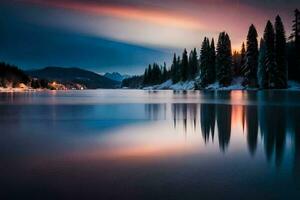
104;72;131;82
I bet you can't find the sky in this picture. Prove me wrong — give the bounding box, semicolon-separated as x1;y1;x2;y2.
0;0;298;74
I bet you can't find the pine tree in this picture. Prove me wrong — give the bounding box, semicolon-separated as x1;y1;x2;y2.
290;9;300;48
216;32;232;86
162;62;168;82
171;54;180;83
188;48;198;79
200;37;211;87
240;42;246;70
209;38;216;82
264;21;277;88
188;50;194;79
243;24;259;88
181;49;189;81
232;51;241;77
275;15;287;88
258;38;268;88
288;9;300;81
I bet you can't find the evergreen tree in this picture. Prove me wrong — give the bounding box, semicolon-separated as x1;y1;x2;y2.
162;62;168;82
232;50;241;77
188;50;193;79
200;37;211;87
240;42;246;70
264;21;277;88
209;38;216;82
171;54;181;83
188;48;198;79
275;15;287;88
216;32;232;86
288;9;300;81
181;49;189;81
258;38;268;88
244;24;259;88
290;9;300;48
143;64;151;85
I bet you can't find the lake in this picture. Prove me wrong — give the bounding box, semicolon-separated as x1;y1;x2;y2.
1;90;300;200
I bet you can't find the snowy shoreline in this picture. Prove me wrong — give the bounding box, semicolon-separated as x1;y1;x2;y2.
142;79;300;91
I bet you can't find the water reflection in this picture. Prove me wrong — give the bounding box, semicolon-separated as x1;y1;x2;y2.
144;91;299;168
1;90;300;199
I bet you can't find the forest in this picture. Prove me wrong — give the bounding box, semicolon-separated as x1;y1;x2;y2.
131;9;300;89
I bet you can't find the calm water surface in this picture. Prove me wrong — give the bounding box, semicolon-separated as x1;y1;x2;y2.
1;90;300;200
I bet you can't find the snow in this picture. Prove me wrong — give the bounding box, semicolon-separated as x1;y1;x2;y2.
288;81;300;90
169;80;195;90
104;72;131;82
142;78;300;91
206;77;246;91
143;80;195;90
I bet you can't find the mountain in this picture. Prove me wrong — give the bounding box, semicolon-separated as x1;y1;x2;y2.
104;72;131;82
26;67;120;89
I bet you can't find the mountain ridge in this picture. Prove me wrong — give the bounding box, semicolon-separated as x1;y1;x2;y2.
26;67;120;89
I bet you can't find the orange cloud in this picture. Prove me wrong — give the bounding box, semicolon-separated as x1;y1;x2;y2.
27;0;202;30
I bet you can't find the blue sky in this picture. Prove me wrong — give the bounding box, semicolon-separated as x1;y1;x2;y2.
0;0;297;74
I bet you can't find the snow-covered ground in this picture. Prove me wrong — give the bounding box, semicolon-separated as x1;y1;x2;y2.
288;81;300;90
205;77;245;91
143;78;300;91
143;80;195;90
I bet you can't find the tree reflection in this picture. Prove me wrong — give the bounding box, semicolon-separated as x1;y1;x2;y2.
171;104;198;133
258;93;287;166
216;104;232;152
200;104;215;143
245;105;259;156
144;91;299;170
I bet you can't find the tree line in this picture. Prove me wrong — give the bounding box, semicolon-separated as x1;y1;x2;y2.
139;9;300;89
0;62;50;89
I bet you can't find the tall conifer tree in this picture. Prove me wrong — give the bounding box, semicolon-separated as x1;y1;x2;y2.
258;38;268;88
209;38;216;82
216;32;232;86
200;37;211;87
181;49;189;81
244;24;259;87
264;21;277;88
189;48;198;79
275;15;287;88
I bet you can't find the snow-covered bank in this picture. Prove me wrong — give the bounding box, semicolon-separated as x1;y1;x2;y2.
143;80;195;90
288;81;300;90
142;79;300;91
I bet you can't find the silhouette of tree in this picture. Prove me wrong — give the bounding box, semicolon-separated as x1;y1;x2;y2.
275;15;288;88
258;38;268;88
216;103;232;152
245;105;259;155
200;103;216;143
216;32;232;86
263;21;277;88
243;24;259;88
181;49;189;81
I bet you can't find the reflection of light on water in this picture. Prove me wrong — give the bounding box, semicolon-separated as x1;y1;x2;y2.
98;122;205;158
231;105;244;130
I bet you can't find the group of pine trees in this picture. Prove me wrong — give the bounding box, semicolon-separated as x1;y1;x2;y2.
143;63;169;85
141;9;300;89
